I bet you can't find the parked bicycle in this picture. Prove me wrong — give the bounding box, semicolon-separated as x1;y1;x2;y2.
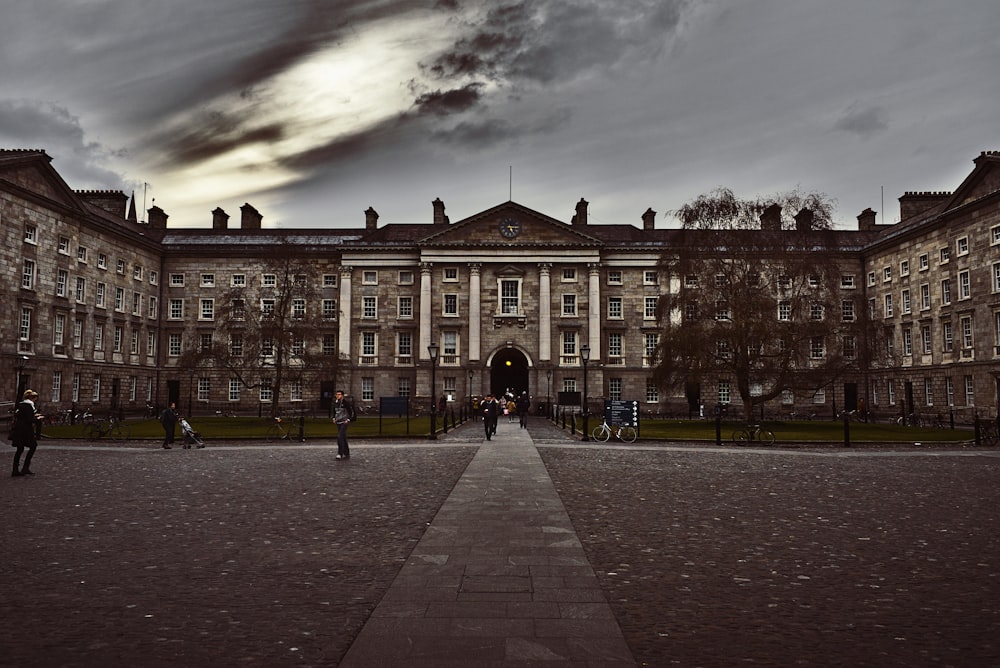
592;421;638;443
83;415;131;441
732;423;775;445
265;417;292;442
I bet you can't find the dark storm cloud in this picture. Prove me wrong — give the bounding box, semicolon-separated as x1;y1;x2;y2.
833;103;890;138
413;84;485;116
155;111;286;166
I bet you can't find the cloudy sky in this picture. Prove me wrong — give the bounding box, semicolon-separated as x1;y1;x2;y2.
2;0;998;229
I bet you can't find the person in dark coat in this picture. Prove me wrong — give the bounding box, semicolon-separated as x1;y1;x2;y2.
333;390;355;460
516;392;531;429
11;389;43;477
160;402;178;449
481;393;499;440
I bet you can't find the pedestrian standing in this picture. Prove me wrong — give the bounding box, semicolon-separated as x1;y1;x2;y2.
11;389;43;477
333;390;355;460
517;392;531;429
481;393;499;440
160;402;177;449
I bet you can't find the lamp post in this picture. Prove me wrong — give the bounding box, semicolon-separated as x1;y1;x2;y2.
580;344;590;441
468;369;474;416
546;369;552;419
15;355;29;401
428;343;439;440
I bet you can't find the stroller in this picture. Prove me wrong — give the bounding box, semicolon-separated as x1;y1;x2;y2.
179;417;205;448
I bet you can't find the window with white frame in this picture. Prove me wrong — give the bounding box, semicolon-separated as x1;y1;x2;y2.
323;273;338;288
778;301;791;321
93;375;102;402
443;293;459;316
291;298;305;319
73;320;83;348
53;313;65;346
169;298;184;319
198;378;211;402
921;325;932;354
444;267;459;282
960;316;973;349
148;296;157;319
958;270;971;300
918;253;929;271
562;267;576;282
397;331;412;357
149;270;158;285
883;266;892;282
884;294;893;317
901;289;911;314
608;332;623;359
72;373;81;402
810;336;825;359
259;379;273;403
291;336;305;355
361;331;377;356
442;331;458;360
23;224;37;243
945;377;954;406
867;271;876;286
607;270;622;285
114;287;124;312
607;296;623;319
21;259;35;289
717;379;731;404
941;278;952;305
562;294;577;316
499;278;521;315
840;274;856;289
902;327;912;356
262;274;276;287
646;379;659;403
97;253;108;269
289;380;303;402
229;378;241;402
843;335;857;359
920;283;930;310
561;331;577;358
398;271;413;285
200;332;213;352
362;270;378;285
58;236;70;254
261;299;275;318
229;333;243;357
608;377;622;401
992;224;1000;246
322;298;338;319
200;273;214;287
261;336;274;357
993;262;1000;292
899;259;910;277
362;296;377;318
397;296;412;319
397;377;411;397
644;333;659;365
322;334;336;355
644;271;658;285
942;321;953;351
964;375;974;406
956;236;969;256
686;274;700;288
362;377;374;401
147;331;156;356
167;333;181;356
229;274;246;288
169;273;184;286
75;277;85;302
644;296;657;319
885;328;894;356
810;302;824;320
133;265;143;281
562;378;577;393
113;325;124;352
132;293;142;316
841;300;855;322
51;371;62;402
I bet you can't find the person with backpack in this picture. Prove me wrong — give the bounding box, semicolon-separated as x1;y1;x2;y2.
333;390;355;460
11;389;43;477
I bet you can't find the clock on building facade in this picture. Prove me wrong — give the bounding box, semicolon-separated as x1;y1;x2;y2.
499;217;521;238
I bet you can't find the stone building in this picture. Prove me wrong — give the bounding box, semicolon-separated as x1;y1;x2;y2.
2;148;998;421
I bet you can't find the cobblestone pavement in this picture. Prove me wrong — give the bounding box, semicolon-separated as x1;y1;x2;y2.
4;423;999;667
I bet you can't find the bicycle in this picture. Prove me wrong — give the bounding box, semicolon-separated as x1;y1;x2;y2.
265;417;291;442
732;423;775;445
83;415;131;441
592;421;638;443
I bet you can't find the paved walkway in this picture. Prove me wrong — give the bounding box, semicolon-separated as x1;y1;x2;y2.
340;420;635;666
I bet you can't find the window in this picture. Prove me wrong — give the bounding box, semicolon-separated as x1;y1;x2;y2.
291;298;305;319
867;271;876;287
51;371;62;402
920;284;931;310
608;332;623;359
94;324;104;351
444;267;459;282
810;302;824;320
362;270;377;285
964;375;974;406
229;334;243;357
289;380;303;402
918;253;929;271
231;274;246;287
169;299;184;319
75;277;86;302
397;377;411;397
500;279;520;315
958;270;971;300
940;247;950;264
902;327;912;356
444;294;459;316
609;378;622;401
993;224;1000;246
72;373;81;402
133;265;143;281
778;301;791;321
93;376;101;402
200;299;214;320
644;296;657;320
810;337;825;359
17;307;31;346
77;246;88;263
562;268;576;282
841;300;855;322
261;337;274;357
147;331;156;356
562;378;577;393
685;274;699;288
397;296;412;319
442;331;458;359
718;380;731;404
607;296;623;319
323;274;338;288
116;259;126;274
23;224;37;243
960;316;973;350
114;287;125;311
840;275;856;289
646;379;659;403
644;333;659;366
73;320;83;348
884;294;893;318
943;321;953;351
320;299;337;320
291;336;305;355
96;283;106;308
398;271;413;285
148;296;158;319
262;274;276;287
259;379;273;403
130;330;139;354
899;259;910;277
883;266;892;282
200;273;214;287
149;270;158;285
561;331;577;358
261;299;275;318
229;379;241;402
21;259;35;289
941;278;952;305
97;253;108;269
113;325;124;352
843;335;857;359
131;293;142;316
956;236;969;256
716;300;731;321
55;269;68;297
397;331;413;357
921;325;932;354
901;289;911;314
362;377;375;402
945;377;954;406
53;313;66;346
362;296;377;318
361;331;376;356
994;262;1000;293
58;236;70;254
562;294;577;316
644;271;658;285
169;273;184;286
322;335;336;355
607;270;623;285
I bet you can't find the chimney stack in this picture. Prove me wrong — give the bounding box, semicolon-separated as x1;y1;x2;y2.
365;206;379;230
641;207;656;231
760;204;782;231
212;207;229;230
856;207;877;231
899;191;949;222
77;190;128;218
148;205;168;229
793;208;813;232
240;203;262;229
432;198;449;225
571;198;588;226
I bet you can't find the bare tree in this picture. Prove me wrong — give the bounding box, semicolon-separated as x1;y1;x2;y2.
181;250;340;417
653;188;885;420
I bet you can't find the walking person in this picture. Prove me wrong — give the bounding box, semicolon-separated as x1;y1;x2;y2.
160;402;177;449
11;389;43;477
506;396;517;423
517;392;531;429
481;393;499;440
333;390;355;460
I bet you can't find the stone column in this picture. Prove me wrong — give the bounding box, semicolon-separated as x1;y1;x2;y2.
468;263;481;361
538;263;552;361
419;262;433;359
588;263;601;359
338;266;352;359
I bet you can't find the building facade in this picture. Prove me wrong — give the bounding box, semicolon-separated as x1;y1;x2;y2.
2;149;999;421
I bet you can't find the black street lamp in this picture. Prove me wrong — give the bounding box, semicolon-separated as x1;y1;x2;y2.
428;343;439;440
546;369;552;418
580;344;590;441
468;369;474;415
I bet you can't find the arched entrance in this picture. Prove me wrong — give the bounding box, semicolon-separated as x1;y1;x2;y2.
489;347;530;398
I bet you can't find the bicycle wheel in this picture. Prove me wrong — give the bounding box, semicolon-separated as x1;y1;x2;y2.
759;429;775;446
620;426;637;443
733;429;750;444
265;424;284;442
110;423;131;441
83;423;103;440
592;425;611;442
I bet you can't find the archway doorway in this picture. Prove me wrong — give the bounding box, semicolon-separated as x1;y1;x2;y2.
490;348;529;399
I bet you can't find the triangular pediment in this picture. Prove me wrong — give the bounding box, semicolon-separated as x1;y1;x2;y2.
945;151;1000;210
418;201;603;247
0;151;84;211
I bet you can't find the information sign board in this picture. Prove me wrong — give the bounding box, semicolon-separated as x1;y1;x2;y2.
604;400;639;426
